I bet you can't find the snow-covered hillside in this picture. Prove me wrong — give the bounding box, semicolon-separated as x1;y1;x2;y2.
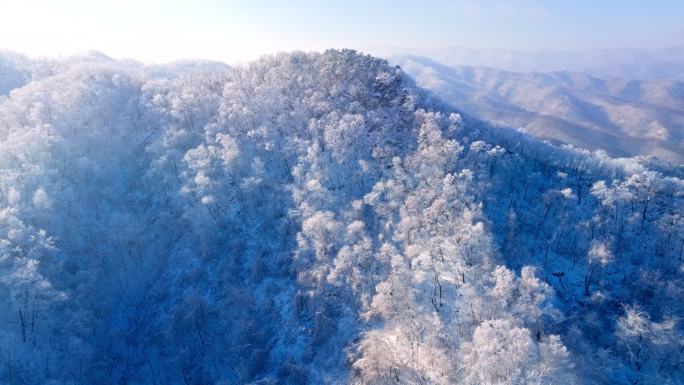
0;50;35;95
394;55;684;164
0;50;682;385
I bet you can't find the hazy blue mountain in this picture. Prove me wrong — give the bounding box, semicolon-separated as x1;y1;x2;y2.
393;54;684;164
371;45;684;81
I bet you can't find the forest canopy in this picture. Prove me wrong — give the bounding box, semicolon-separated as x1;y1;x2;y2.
0;49;682;385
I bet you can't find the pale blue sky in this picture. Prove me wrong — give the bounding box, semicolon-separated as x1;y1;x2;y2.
1;0;682;63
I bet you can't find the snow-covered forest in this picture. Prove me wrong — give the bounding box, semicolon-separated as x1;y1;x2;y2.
0;49;683;385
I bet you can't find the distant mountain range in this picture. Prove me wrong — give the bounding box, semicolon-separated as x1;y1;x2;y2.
370;46;684;81
392;54;684;164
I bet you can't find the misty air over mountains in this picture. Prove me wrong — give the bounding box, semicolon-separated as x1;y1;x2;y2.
0;48;682;385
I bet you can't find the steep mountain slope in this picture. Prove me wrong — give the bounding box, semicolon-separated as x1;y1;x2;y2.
0;50;682;385
394;55;684;164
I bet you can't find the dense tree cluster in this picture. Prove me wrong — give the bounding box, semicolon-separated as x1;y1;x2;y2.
0;49;682;384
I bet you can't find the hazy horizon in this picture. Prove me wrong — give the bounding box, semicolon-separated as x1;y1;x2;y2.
5;44;684;65
2;0;683;63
